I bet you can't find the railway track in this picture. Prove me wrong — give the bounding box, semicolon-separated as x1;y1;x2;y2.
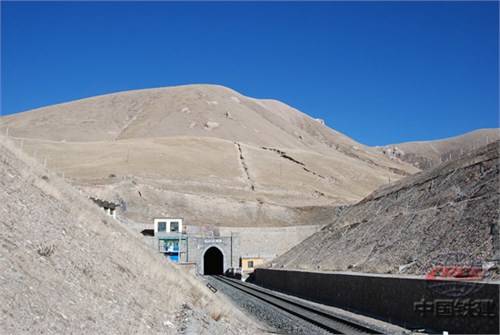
211;275;386;334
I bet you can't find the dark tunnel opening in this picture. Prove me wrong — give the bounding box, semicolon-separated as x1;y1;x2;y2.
204;247;224;275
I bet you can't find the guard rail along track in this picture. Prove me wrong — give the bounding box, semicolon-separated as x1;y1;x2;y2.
211;275;386;334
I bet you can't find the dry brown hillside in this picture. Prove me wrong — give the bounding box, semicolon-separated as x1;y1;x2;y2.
378;128;500;170
0;135;256;334
271;141;500;276
0;85;418;227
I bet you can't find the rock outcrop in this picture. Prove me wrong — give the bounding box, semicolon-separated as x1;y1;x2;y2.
378;128;500;170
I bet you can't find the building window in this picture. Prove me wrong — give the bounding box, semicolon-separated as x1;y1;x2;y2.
170;221;179;232
164;240;179;252
158;222;166;232
248;260;254;268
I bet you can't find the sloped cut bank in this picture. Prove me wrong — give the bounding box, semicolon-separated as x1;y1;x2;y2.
272;141;499;275
0;136;255;334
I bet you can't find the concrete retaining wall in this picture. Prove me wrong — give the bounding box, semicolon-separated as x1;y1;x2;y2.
219;225;322;260
254;268;499;334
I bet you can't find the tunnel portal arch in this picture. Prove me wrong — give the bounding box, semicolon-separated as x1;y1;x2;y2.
203;246;224;275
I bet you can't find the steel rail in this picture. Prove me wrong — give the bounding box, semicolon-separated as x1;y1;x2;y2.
211;275;383;334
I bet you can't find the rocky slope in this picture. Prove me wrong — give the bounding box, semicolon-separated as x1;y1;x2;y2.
378;128;499;170
271;141;500;276
0;135;256;334
0;85;418;227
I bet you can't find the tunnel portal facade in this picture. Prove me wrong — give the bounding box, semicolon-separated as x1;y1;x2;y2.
155;227;240;274
189;236;239;275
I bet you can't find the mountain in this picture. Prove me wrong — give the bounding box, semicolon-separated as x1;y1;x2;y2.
0;135;254;334
377;128;500;170
270;141;500;276
0;85;418;227
2;84;359;149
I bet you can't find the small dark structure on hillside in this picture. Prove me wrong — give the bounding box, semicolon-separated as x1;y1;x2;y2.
90;197;120;219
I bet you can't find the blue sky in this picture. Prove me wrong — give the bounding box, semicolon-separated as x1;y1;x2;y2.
1;1;498;145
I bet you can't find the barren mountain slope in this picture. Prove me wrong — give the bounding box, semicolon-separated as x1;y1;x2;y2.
378;128;500;170
0;84;360;149
0;85;417;227
14;136;412;227
271;141;500;275
0;136;256;334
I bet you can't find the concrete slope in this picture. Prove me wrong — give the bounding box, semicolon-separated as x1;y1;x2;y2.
0;135;254;334
377;128;500;170
271;141;500;276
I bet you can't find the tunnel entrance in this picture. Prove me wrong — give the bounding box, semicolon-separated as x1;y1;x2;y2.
203;247;224;275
